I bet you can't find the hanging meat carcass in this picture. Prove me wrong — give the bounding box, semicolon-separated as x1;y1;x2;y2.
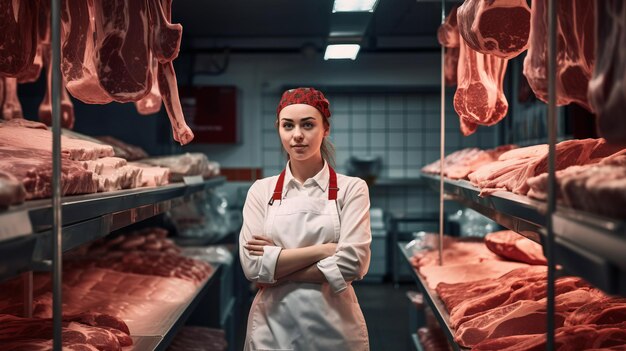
588;0;626;144
0;0;38;77
523;0;595;111
438;6;461;86
453;38;509;136
457;0;531;59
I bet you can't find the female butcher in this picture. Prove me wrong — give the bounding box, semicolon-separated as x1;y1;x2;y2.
239;87;371;350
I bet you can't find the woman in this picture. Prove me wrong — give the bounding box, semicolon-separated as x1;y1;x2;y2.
239;87;371;350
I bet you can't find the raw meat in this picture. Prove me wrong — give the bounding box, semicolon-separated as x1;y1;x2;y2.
1;340;99;351
92;0;152;102
457;0;531;59
95;136;149;161
0;119;114;161
140;153;215;181
436;266;547;311
421;145;516;180
2;77;24;120
410;239;505;268
454;288;605;347
0;0;38;76
453;37;509;136
438;6;460;86
565;297;626;326
419;260;529;290
484;230;546;265
129;162;170;187
134;58;162;115
417;327;451;351
588;1;626;144
0;145;98;199
82;157;143;192
0;170;27;208
39;42;75;129
472;322;626;351
523;0;595;111
148;0;183;63
449;276;589;329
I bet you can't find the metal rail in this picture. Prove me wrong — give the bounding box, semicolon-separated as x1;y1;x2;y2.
438;0;446;267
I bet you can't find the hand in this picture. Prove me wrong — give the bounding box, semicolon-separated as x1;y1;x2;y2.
244;235;275;256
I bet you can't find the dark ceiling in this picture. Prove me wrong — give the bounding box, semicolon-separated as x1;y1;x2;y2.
171;0;460;53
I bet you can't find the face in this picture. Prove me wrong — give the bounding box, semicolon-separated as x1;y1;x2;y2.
277;104;329;163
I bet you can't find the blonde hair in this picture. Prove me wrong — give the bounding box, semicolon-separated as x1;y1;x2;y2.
276;116;336;168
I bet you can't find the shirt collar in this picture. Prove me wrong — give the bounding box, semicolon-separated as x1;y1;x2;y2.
284;160;329;192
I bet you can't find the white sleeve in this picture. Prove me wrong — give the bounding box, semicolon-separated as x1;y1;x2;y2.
317;179;372;293
239;181;282;284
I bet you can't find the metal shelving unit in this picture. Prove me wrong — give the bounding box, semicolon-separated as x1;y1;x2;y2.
0;177;226;281
421;173;626;295
399;242;465;351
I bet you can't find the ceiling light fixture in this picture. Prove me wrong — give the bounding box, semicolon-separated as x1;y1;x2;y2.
324;44;361;60
332;0;380;13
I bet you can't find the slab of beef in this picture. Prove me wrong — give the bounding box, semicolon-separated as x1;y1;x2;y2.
454;288;605;347
436;266;547;312
527;155;626;218
39;42;75;129
472;322;626;351
457;0;531;59
82;227;180;255
167;326;229;351
468;138;625;196
140;152;216;181
134;58;162;115
484;230;546;265
1;340;99;351
523;0;595;111
449;276;589;329
0;314;124;351
421;145;516;180
565;297;626;327
0;170;27;208
438;6;460;86
0;0;38;76
588;1;626;144
410;239;505;269
0;145;97;199
419;260;529;290
95;135;149;161
82;157;143;192
453;37;508;136
0;119;114;161
129;162;170;187
2;77;24;120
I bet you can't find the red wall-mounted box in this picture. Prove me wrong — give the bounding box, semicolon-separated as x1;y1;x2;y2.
180;86;239;144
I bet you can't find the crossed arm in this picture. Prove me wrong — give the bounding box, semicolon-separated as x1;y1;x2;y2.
244;235;335;284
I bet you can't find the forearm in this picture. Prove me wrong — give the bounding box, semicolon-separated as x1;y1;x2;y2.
283;263;327;283
274;244;332;280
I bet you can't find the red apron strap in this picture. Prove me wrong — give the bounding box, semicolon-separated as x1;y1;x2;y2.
328;166;338;201
268;169;286;205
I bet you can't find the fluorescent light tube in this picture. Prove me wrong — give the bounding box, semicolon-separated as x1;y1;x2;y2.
333;0;379;12
324;44;361;60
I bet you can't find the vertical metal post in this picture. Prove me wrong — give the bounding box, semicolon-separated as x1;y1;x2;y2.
51;0;63;350
546;0;557;349
438;0;446;266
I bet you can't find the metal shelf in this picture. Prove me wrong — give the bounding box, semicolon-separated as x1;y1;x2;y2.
399;242;466;351
422;173;626;295
0;176;226;281
372;177;424;187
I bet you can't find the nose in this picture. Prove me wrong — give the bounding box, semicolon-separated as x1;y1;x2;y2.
293;126;304;140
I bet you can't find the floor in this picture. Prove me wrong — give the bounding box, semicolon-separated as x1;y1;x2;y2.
236;281;418;351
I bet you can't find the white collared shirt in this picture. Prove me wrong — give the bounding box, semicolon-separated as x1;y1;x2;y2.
239;160;372;292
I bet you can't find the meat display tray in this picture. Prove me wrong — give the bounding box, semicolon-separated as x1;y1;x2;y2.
421;173;626;296
399;242;466;351
0;176;225;281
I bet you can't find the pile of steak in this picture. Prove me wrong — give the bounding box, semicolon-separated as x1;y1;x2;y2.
95;135;149;161
588;0;626;144
421;145;516;180
467;138;625;197
527;155;626;218
0;313;132;351
140;152;219;181
457;0;531;59
523;0;596;111
0;0;194;144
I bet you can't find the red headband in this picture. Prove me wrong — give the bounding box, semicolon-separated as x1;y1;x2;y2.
276;87;331;119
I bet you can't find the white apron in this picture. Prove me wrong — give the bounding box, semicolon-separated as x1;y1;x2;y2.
245;167;369;351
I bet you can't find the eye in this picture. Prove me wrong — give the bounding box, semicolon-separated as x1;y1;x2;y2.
303;122;314;129
282;122;293;129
